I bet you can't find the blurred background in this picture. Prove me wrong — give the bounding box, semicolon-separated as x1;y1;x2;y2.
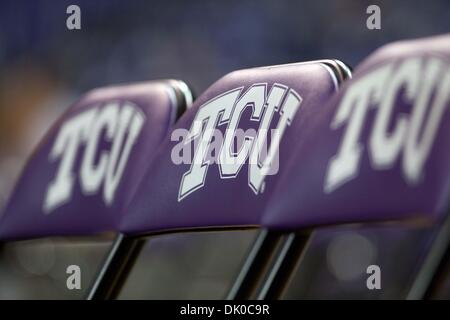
0;0;449;299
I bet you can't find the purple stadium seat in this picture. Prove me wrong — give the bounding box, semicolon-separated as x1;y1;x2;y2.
252;34;450;301
263;33;450;230
120;60;350;235
0;80;193;240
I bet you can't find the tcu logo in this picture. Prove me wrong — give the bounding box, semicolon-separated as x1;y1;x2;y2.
325;57;450;193
178;83;302;201
44;102;145;213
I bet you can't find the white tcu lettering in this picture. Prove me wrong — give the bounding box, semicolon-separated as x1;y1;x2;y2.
325;57;450;193
44;102;145;213
178;83;302;201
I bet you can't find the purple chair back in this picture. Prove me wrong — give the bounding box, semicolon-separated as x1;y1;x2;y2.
121;61;349;235
0;80;192;240
263;34;450;230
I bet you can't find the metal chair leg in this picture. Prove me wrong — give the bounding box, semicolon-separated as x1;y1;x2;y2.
257;232;311;300
227;229;282;299
407;214;450;300
87;233;144;300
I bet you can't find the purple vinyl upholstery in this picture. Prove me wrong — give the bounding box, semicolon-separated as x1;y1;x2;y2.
0;80;192;240
263;34;450;230
121;61;348;235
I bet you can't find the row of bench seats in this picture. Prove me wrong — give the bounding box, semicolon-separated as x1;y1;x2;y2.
0;33;449;299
